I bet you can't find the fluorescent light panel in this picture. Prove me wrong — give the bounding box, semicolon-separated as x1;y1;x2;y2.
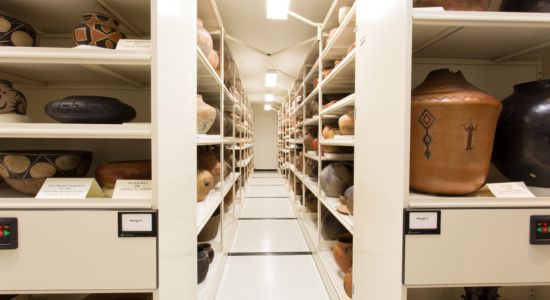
266;0;290;20
264;104;272;111
265;71;278;87
265;94;274;102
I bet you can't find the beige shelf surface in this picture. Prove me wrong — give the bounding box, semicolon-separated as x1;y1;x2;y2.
320;94;355;117
0;197;152;209
320;136;354;147
320;195;353;234
0;123;151;139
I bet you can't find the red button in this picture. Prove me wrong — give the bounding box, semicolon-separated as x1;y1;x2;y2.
543;227;548;233
0;230;3;237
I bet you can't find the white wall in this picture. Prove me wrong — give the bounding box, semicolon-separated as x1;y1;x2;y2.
252;103;278;169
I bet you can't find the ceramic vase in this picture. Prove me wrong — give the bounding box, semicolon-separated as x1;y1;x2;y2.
0;14;36;47
208;50;219;70
333;233;353;272
197;18;213;55
493;80;550;187
198;208;221;241
321;210;348;240
198;150;222;184
344;186;354;215
197;94;217;134
46;96;136;124
320;163;353;198
198;243;215;264
0;80;29;123
344;268;353;298
197;247;210;283
0;150;92;195
322;125;340;154
413;0;492;10
73;13;125;49
310;99;319;116
339;111;355;135
305;159;318;179
410;69;501;195
197;170;214;202
305;192;318;212
500;0;550;11
304;132;315;152
95;160;152;197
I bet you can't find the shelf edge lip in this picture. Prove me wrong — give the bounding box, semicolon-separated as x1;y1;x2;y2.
413;10;550;27
0;47;151;65
409;197;550;209
0;199;153;210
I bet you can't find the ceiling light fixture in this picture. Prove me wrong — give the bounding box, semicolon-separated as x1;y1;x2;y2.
264;104;272;111
265;94;274;102
266;0;290;20
265;70;278;87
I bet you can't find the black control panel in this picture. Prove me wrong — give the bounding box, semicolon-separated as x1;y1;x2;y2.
530;216;550;245
0;218;17;249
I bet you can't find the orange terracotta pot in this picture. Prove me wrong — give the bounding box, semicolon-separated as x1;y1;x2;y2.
344;268;352;298
333;233;353;272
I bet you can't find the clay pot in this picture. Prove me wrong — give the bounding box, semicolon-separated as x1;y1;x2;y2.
339;111;355;135
206;109;232;136
310;99;319;116
197;246;210;283
322;125;340;153
338;6;352;25
344;268;353;298
305;192;318;212
198;150;222;184
313;78;319;89
224;187;234;212
501;0;550;12
46;96;136;124
312;138;319;152
0;14;36;47
197;94;217;134
197;170;214;202
296;95;303;104
208;50;219;70
333;233;353;272
410;69;501;195
493;80;550;187
198;243;215;264
198;208;221;241
0;80;29;123
321;210;348;240
305;159;318;178
304;132;315;152
95;160;152;196
344;186;354;215
0;150;92;195
197;18;213;55
413;0;492;10
320;163;353;198
73;13;125;49
296;152;304;172
223;161;231;179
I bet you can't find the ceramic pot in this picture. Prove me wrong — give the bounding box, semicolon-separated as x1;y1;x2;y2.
312;138;319;153
305;192;318;212
197;94;217;134
413;0;492;10
0;150;92;195
208;50;219;70
500;0;550;12
344;268;353;298
0;80;29;123
296;152;304;172
310;99;319;116
344;186;354;215
296;95;303;104
197;170;214;202
339;111;355;135
224;187;234;212
45;96;136;124
493;80;550;187
198;243;215;264
410;69;501;195
198;150;222;184
95;160;151;196
0;14;36;47
206;109;233;136
320;163;353;198
304;132;315;152
333;233;353;272
305;159;318;178
322;125;340;153
295;181;303;195
321;210;348;240
197;18;213;55
338;6;352;25
197;247;210;283
313;78;319;89
73;13;125;49
198;208;221;241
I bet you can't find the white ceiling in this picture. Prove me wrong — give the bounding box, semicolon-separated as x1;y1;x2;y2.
215;0;333;103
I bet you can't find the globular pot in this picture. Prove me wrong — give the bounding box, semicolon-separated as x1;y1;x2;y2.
197;247;210;284
493;80;550;187
224;186;234;212
344;268;353;298
73;13;125;49
410;69;501;195
500;0;550;12
296;152;304;172
0;150;92;195
339;111;355;135
0;14;36;47
320;163;353;198
333;233;353;272
0;80;29;123
45;96;136;124
95;160;152;197
305;158;318;178
198;208;221;242
206;109;233;136
304;132;315;152
305;192;318;212
197;170;214;202
413;0;492;10
322;125;341;154
198;243;215;264
197;94;217;134
321;210;348;240
344;186;354;215
197;18;213;55
208;50;219;70
310;99;319;116
312;138;319;153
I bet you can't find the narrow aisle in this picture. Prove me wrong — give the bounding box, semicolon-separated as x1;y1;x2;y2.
215;171;330;300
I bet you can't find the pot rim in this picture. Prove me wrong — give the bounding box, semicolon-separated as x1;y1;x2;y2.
513;79;550;92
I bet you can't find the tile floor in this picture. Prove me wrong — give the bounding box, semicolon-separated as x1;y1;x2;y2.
215;171;329;300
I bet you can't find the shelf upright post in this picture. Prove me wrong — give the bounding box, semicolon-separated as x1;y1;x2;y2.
354;0;412;299
315;23;323;252
153;0;198;298
220;26;226;253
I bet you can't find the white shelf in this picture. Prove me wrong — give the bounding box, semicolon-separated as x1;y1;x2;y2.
197;172;240;233
305;152;354;161
237;156;253;168
321;3;356;61
320;94;355;117
303;176;320;198
0;47;150;65
413;10;550;61
304;117;320;126
319;195;353;234
0;197;152;209
197;134;222;145
304;152;320;161
0;123;151;139
319;251;351;300
320;136;354;147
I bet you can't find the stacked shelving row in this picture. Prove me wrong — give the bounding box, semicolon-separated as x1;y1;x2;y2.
195;0;254;299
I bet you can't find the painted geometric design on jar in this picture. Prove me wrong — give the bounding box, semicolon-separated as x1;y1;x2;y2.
73;13;125;49
0;80;27;115
0;15;36;47
418;107;435;159
463;120;477;152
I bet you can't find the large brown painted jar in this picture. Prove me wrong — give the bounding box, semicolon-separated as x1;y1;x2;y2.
410;69;502;195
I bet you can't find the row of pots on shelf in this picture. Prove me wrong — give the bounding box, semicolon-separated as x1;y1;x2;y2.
0;151;150;196
197;149;233;202
0;80;137;124
414;0;550;11
197;94;235;135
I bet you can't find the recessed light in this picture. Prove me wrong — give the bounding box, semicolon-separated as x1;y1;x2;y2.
266;0;290;20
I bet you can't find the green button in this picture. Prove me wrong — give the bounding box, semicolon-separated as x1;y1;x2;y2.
537;227;543;233
3;230;9;237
